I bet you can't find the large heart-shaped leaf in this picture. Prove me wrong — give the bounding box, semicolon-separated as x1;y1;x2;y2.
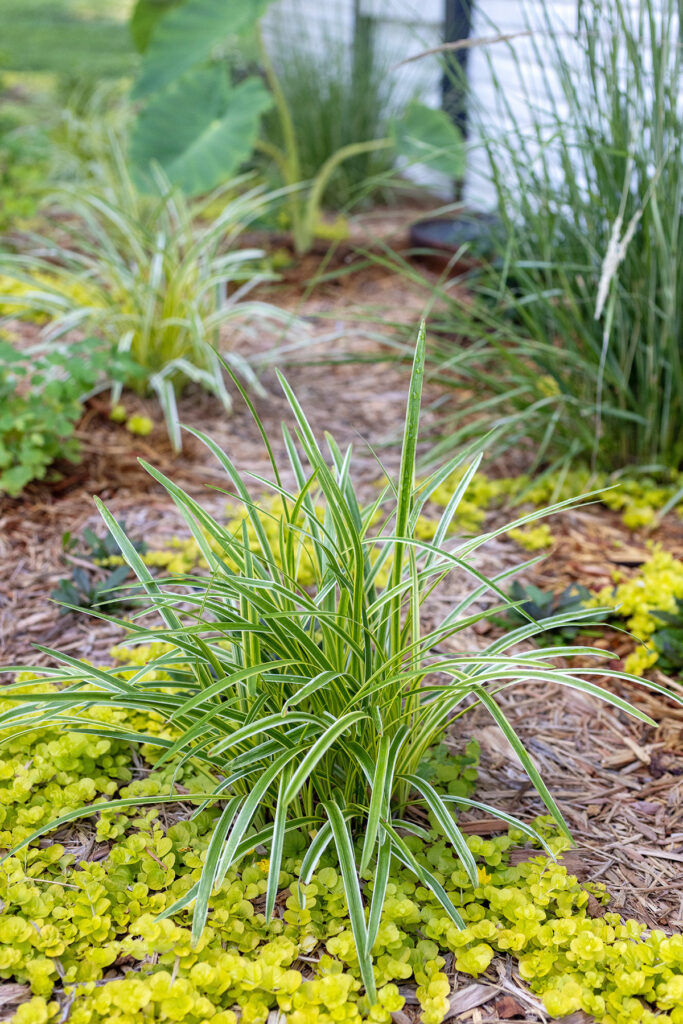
132;0;273;99
130;0;183;53
393;101;465;178
130;66;272;195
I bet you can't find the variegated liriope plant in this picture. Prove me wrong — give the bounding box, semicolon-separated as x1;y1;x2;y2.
1;324;677;1003
0;152;295;452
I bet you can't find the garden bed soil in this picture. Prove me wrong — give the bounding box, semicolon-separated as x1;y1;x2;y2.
1;249;683;1023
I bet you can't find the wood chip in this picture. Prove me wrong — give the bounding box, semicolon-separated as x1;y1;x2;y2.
446;983;497;1017
620;734;652;765
0;983;30;1011
634;847;683;864
390;1013;412;1024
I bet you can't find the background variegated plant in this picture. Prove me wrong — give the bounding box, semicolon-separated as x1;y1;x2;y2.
0;154;294;451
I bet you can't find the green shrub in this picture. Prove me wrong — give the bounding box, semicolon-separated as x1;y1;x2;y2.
0;133;46;231
0;336;134;496
649;600;683;678
48;78;133;189
3;325;676;999
0;85;51;233
0;156;294;450
418;0;683;471
0;0;135;79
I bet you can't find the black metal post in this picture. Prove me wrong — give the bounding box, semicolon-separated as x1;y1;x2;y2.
442;0;473;140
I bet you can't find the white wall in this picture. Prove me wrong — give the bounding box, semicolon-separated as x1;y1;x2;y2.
359;0;445;110
262;0;357;52
262;0;445;108
462;1;578;208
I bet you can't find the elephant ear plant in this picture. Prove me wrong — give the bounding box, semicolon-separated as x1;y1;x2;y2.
128;0;464;253
1;326;677;1002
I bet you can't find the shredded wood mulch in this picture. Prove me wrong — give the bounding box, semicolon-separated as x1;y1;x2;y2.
1;242;683;1023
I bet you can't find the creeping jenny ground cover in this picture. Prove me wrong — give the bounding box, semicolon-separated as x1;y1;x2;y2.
1;328;683;1022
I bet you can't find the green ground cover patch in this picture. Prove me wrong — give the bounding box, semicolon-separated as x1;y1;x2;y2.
2;664;683;1024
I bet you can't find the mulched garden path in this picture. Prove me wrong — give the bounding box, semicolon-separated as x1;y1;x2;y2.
1;238;682;1024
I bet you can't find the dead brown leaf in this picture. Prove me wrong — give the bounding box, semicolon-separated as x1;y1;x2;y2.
494;995;527;1019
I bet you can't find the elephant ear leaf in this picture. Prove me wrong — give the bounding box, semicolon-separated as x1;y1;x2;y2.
132;0;273;98
393;101;465;178
130;67;273;196
130;0;184;53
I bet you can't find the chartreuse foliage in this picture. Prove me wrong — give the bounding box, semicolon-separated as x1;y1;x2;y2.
590;547;683;678
0;272;97;323
1;676;683;1024
424;464;683;535
2;326;680;1009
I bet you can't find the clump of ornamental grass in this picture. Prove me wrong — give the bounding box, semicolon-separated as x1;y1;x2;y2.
258;6;407;212
397;0;682;472
1;325;677;1002
0;149;294;450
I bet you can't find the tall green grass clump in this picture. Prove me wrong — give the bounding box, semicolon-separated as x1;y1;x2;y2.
259;9;406;211
2;326;676;1001
427;0;682;471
